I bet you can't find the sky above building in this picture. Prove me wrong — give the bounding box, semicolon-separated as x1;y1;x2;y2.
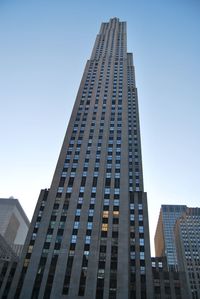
0;0;199;255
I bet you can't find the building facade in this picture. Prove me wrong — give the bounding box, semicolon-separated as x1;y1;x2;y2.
0;260;18;299
175;208;200;299
154;205;187;269
8;18;153;299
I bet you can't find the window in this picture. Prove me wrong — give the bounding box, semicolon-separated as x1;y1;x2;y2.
139;226;144;233
105;188;110;194
71;235;77;243
76;209;81;216
80;187;85;193
140;252;144;260
74;222;79;229
85;236;91;244
89;209;94;216
87;222;93;230
139;239;144;246
104;199;109;206
114;200;119;206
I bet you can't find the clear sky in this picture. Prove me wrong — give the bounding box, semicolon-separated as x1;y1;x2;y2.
0;0;200;255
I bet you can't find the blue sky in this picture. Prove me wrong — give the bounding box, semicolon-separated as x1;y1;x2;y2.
0;0;200;254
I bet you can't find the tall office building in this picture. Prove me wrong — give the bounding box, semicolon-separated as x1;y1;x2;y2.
154;205;187;269
175;208;200;299
9;18;153;299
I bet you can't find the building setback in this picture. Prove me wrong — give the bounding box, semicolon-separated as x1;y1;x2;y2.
8;18;153;299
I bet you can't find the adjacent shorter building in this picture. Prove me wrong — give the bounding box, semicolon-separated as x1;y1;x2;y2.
175;208;200;299
155;204;200;299
0;198;30;257
0;198;30;298
151;256;190;299
154;205;187;269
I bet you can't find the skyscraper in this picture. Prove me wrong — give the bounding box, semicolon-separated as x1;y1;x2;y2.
154;205;187;269
9;18;153;299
